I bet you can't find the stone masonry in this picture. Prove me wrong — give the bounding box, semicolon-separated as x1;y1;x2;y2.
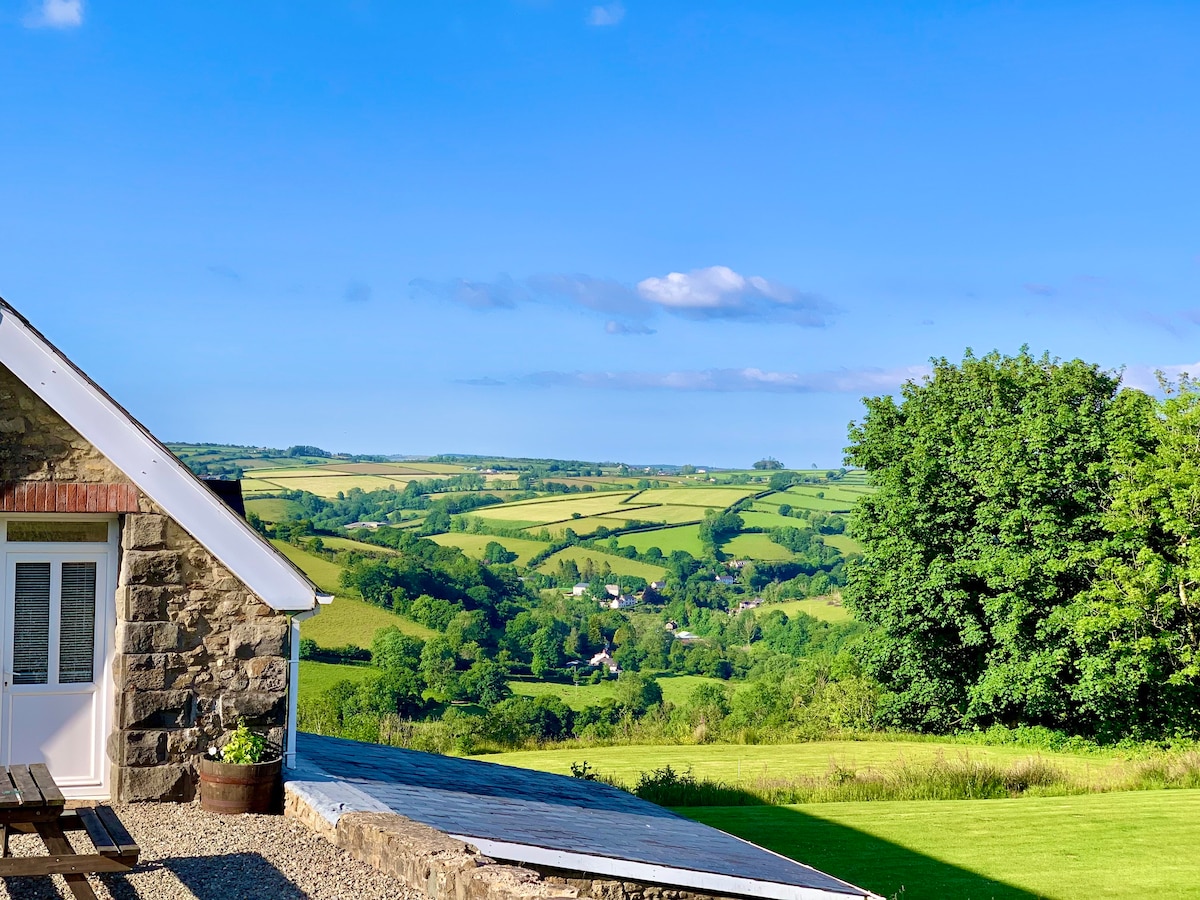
0;363;292;802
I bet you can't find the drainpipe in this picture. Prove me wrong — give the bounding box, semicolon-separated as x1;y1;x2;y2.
286;593;333;769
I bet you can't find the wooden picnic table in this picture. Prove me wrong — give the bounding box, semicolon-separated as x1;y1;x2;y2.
0;764;139;899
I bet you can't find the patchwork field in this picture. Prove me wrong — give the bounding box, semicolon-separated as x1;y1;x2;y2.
723;533;795;561
429;532;548;566
618;524;706;557
300;594;437;647
244;497;302;522
476;493;647;521
737;510;798;530
536;546;667;581
684;791;1200;900
763;595;852;624
298;660;376;699
319;536;398;554
269;540;346;595
633;487;762;507
823;534;862;555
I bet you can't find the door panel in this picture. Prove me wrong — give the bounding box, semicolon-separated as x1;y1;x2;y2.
1;553;107;792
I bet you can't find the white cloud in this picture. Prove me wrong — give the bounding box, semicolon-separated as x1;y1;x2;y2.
587;2;625;26
412;264;832;327
24;0;83;28
636;265;830;325
523;364;930;393
1121;362;1200;393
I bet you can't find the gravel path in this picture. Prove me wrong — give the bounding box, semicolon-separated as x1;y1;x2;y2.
0;803;422;900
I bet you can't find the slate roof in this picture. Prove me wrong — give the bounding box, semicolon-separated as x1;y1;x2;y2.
292;733;877;900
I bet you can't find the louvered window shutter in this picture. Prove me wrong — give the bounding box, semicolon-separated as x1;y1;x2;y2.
59;562;97;684
13;562;51;685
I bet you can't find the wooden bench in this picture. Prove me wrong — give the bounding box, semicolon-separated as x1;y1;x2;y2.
0;764;140;900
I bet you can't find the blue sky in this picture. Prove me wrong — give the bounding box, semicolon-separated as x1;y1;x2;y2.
1;1;1197;467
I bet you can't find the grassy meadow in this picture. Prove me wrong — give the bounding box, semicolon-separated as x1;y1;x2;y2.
765;595;852;623
536;546;668;581
723;532;795;560
429;532;548;566
684;791;1200;900
472;738;1122;784
618;524;706;556
298;659;376;698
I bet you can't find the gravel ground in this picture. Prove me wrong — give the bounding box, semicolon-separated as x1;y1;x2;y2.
0;803;422;900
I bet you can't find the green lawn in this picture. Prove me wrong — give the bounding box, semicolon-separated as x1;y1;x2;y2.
764;595;853;623
429;532;549;566
536;546;667;581
684;791;1200;900
298;659;376;699
473;738;1116;784
618;524;705;556
300;594;436;647
724;532;795;561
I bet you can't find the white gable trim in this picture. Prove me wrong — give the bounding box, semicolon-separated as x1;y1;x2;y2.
0;302;328;611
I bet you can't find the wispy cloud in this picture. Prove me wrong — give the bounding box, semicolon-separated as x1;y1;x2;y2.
606;320;655;335
411;265;832;328
24;0;82;28
636;265;830;324
1023;283;1056;297
518;364;929;393
1121;362;1200;393
409;276;528;310
456;376;506;387
587;2;625;26
206;265;240;281
345;281;372;304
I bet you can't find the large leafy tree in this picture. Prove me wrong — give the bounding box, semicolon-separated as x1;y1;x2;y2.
844;349;1154;732
1075;385;1200;738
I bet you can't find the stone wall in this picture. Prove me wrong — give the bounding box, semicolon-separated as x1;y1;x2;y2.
112;511;290;801
0;362;292;802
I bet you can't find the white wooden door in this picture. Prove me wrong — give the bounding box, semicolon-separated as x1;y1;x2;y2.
0;552;108;794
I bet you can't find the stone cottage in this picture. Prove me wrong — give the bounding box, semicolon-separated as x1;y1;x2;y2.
0;300;329;802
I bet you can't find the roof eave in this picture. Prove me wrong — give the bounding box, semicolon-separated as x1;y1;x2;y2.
0;301;322;612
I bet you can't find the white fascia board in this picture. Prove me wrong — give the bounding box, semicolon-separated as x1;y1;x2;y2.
453;836;882;900
0;307;320;611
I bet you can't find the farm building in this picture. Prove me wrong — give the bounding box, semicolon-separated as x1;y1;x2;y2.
609;593;638;609
588;650;620;672
571;582;589;596
0;300;329;801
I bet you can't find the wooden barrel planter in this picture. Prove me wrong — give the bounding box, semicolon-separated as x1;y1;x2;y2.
198;756;283;815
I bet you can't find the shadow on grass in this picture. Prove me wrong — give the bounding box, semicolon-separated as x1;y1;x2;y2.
679;804;1039;900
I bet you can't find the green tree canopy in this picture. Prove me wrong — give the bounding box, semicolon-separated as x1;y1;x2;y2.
844;349;1155;734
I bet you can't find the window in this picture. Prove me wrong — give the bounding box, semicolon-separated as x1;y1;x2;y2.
12;562;50;685
59;562;97;684
9;560;99;686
